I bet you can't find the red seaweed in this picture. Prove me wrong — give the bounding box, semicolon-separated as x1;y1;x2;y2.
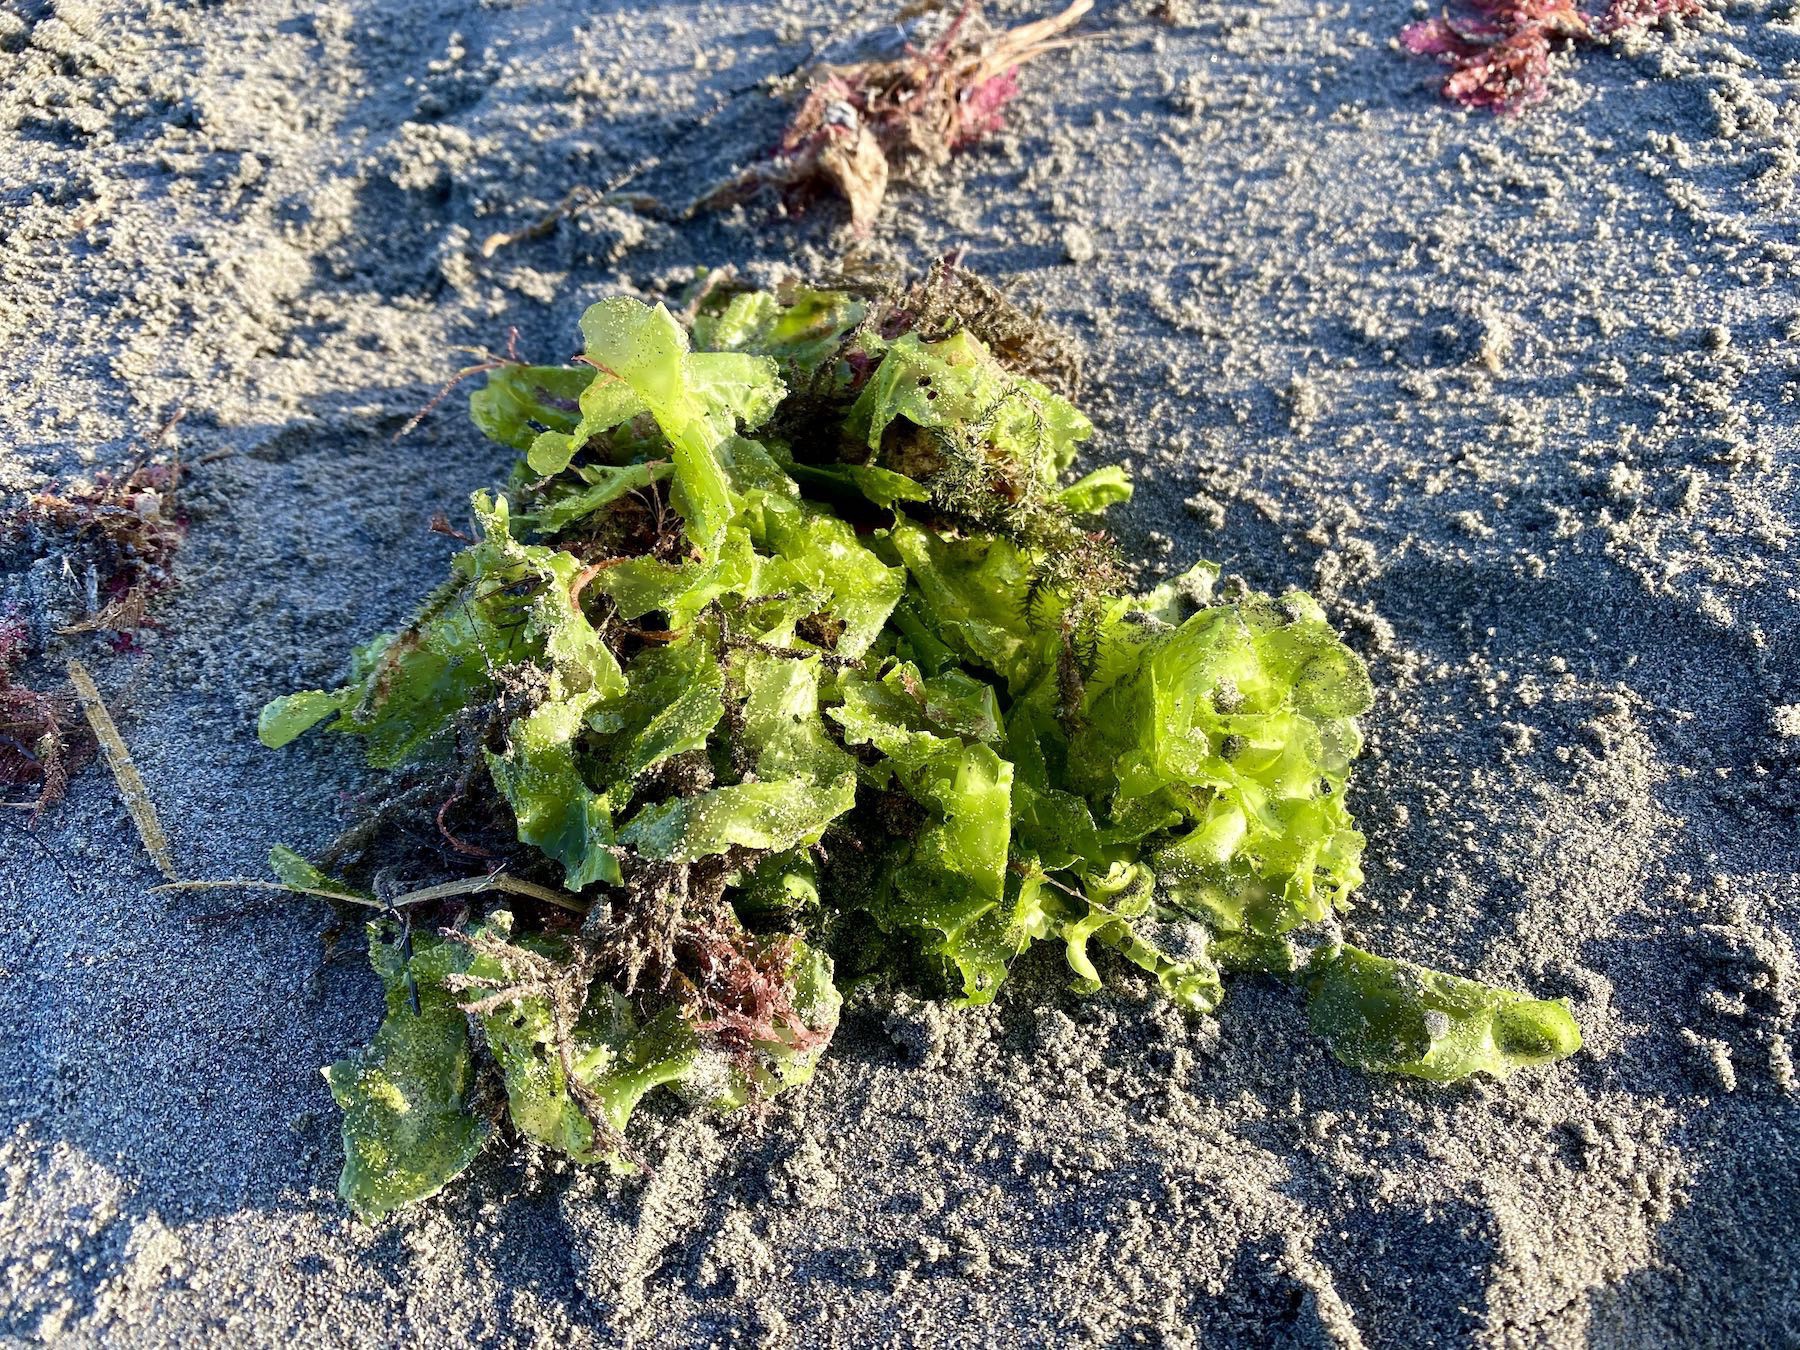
692;1;1093;234
1402;0;1702;113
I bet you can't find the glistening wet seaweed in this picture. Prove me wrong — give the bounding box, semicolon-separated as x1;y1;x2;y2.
260;270;1581;1220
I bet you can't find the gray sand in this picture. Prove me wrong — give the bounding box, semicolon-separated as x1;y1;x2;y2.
2;0;1796;1344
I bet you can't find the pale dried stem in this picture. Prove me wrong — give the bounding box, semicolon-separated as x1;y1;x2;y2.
67;658;176;879
154;871;587;914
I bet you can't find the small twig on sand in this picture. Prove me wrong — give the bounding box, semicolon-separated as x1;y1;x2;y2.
117;405;187;487
67;658;176;879
0;811;86;896
390;330;524;442
478;189;665;260
154;870;588;914
155;877;371;905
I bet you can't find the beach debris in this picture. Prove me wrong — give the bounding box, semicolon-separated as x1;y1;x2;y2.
1401;0;1704;112
259;269;1580;1219
1;423;188;820
692;0;1094;233
0;618;88;817
156;861;585;914
390;328;523;443
0;417;186;819
67;657;175;878
472;2;1091;257
478;190;664;260
14;426;186;647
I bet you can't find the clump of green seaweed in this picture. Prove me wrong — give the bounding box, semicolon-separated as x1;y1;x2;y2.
261;265;1581;1220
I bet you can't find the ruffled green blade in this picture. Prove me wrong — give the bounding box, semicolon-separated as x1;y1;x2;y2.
262;279;1586;1222
578;298;782;557
326;930;487;1222
1306;945;1582;1081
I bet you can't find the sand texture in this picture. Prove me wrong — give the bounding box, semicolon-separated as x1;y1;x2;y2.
2;0;1797;1344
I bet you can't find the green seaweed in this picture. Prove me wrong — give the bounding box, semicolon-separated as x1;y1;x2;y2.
1306;945;1582;1081
325;929;487;1222
264;276;1581;1219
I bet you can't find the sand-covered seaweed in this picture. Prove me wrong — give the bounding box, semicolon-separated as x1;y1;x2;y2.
259;271;1579;1219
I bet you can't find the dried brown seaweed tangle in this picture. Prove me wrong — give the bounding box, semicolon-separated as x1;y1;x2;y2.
0;416;187;818
0;635;87;817
19;426;186;644
692;0;1095;234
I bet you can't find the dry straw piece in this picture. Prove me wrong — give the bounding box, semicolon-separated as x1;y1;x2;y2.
66;657;176;879
154;871;587;914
